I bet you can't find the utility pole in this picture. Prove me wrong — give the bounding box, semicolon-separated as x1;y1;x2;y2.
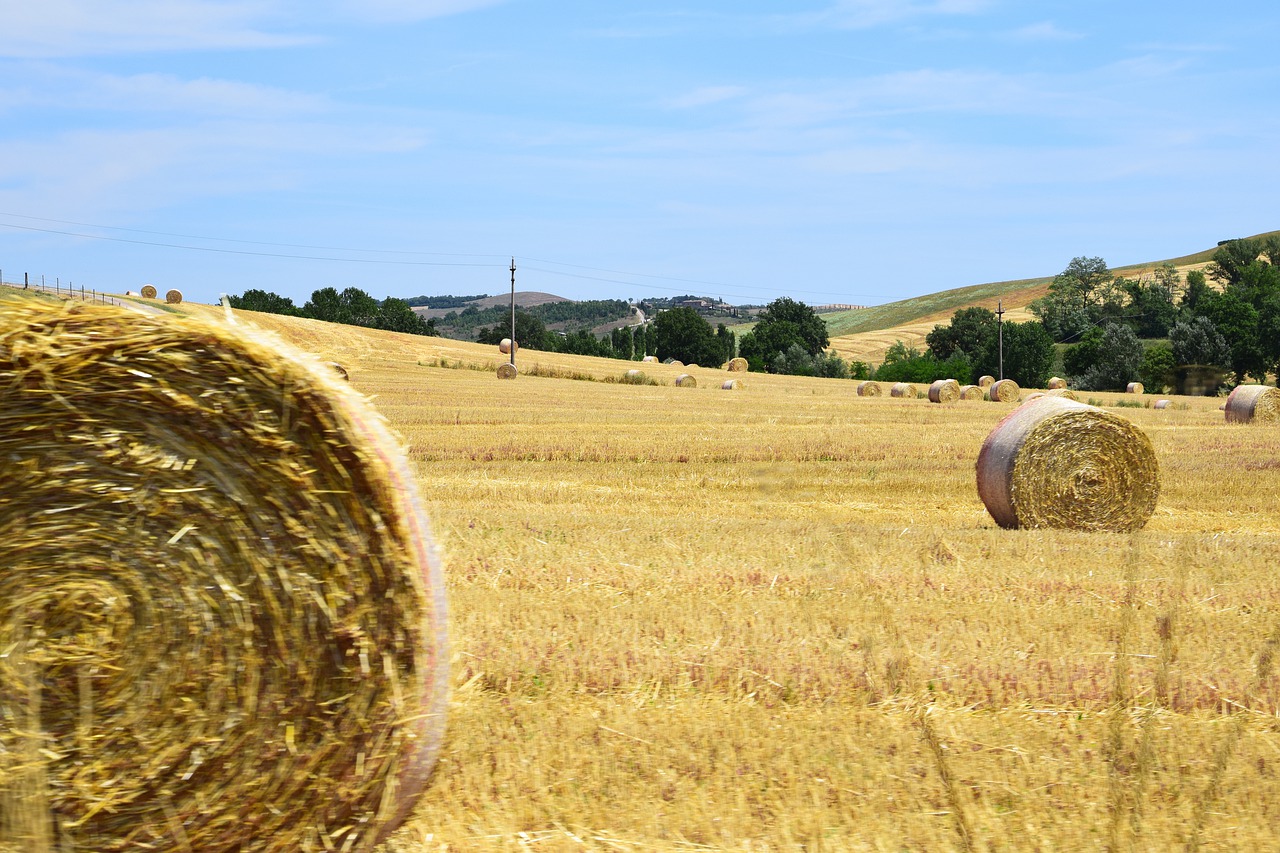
509;258;517;367
993;298;1003;379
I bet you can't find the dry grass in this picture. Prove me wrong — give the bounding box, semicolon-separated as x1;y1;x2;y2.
17;298;1280;851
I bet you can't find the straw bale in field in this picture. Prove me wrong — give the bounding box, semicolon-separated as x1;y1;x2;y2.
165;289;183;304
642;355;658;363
140;285;157;299
1223;384;1280;423
1025;391;1044;402
976;395;1159;532
1126;381;1144;395
496;362;518;380
0;302;448;852
1047;377;1067;389
727;357;748;372
928;379;961;404
665;359;684;367
499;338;518;355
890;382;915;399
856;380;882;397
958;384;984;400
676;373;697;387
988;378;1020;402
978;374;995;388
1154;399;1170;410
722;379;742;390
1045;387;1079;401
626;369;642;379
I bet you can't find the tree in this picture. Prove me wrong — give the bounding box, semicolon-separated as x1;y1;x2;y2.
375;297;437;335
1030;256;1116;343
738;297;828;371
1180;269;1211;314
1198;290;1264;382
1138;342;1176;394
303;286;381;327
1168;316;1232;395
971;321;1054;388
476;310;550;350
872;341;970;384
925;307;997;361
651;307;727;366
1120;277;1179;338
227;288;301;316
1063;322;1143;391
1206;238;1261;286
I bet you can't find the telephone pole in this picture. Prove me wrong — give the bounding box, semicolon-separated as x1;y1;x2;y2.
509;258;517;367
996;299;1005;381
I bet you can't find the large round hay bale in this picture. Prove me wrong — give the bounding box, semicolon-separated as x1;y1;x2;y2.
1047;377;1067;389
0;302;448;852
928;379;961;404
890;382;916;399
727;357;748;372
856;380;882;397
978;375;995;388
721;379;742;390
976;395;1159;532
1126;381;1144;395
988;378;1021;402
165;289;183;305
496;362;518;380
666;359;684;368
1223;384;1280;423
139;285;157;299
499;338;518;355
1045;387;1079;401
642;355;658;363
625;369;643;379
675;373;697;387
1154;399;1171;410
958;384;984;400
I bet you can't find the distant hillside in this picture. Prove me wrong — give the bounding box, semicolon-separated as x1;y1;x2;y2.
411;291;568;320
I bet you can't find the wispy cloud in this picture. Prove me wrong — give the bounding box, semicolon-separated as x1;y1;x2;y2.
665;86;750;110
329;0;508;24
1005;21;1082;42
802;0;992;30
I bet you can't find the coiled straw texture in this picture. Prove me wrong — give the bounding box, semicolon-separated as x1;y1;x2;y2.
988;378;1020;402
0;301;448;853
975;396;1160;532
1223;384;1280;423
856;381;882;397
928;379;960;403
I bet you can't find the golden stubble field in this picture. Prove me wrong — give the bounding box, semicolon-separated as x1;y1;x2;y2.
164;306;1280;850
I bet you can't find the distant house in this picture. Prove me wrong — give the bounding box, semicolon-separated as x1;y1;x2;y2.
675;298;712;311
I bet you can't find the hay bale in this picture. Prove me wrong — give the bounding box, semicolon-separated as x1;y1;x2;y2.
139;285;157;299
928;379;961;404
978;375;995;388
721;379;742;390
1025;391;1045;402
1045;387;1080;401
856;380;883;397
1126;381;1144;395
165;289;183;305
675;373;697;387
1047;377;1067;389
625;369;643;379
958;384;984;400
496;362;518;380
665;359;684;367
1223;384;1280;423
642;355;658;363
727;357;748;372
890;382;916;399
988;378;1020;403
976;395;1160;532
499;338;518;355
0;302;448;852
326;361;349;381
1154;399;1171;410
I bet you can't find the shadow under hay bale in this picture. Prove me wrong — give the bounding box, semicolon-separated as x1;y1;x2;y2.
139;285;157;299
890;382;915;399
928;379;960;403
727;357;748;372
976;395;1159;532
988;378;1020;402
496;362;518;380
675;373;697;387
856;380;882;397
0;302;448;853
1223;384;1280;423
958;384;984;400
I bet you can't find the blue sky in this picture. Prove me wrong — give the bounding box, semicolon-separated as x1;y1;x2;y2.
1;1;1277;308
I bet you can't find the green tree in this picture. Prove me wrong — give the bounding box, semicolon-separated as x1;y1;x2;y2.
1180;269;1211;314
476;310;550;350
925;307;997;361
1120;278;1178;338
1169;316;1232;395
1063;322;1143;391
1138;342;1176;394
651;307;727;366
303;286;380;327
972;321;1054;388
227;288;301;316
1199;290;1264;382
738;297;828;371
1030;256;1114;342
375;297;437;335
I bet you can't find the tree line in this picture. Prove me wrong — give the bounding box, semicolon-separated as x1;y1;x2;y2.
227;287;439;336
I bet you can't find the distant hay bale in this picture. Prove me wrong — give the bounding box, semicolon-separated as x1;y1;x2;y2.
988;378;1021;403
665;359;684;367
124;290;139;297
727;357;748;372
890;382;916;399
326;361;349;380
626;369;643;379
642;355;658;363
958;384;984;400
978;375;995;388
857;380;883;397
1154;399;1171;410
721;379;742;390
165;289;183;304
496;362;518;380
139;284;157;299
0;301;448;853
675;373;697;387
1045;387;1080;401
499;338;518;355
976;395;1160;532
1223;384;1280;423
928;379;961;404
1047;377;1067;389
1126;382;1144;395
